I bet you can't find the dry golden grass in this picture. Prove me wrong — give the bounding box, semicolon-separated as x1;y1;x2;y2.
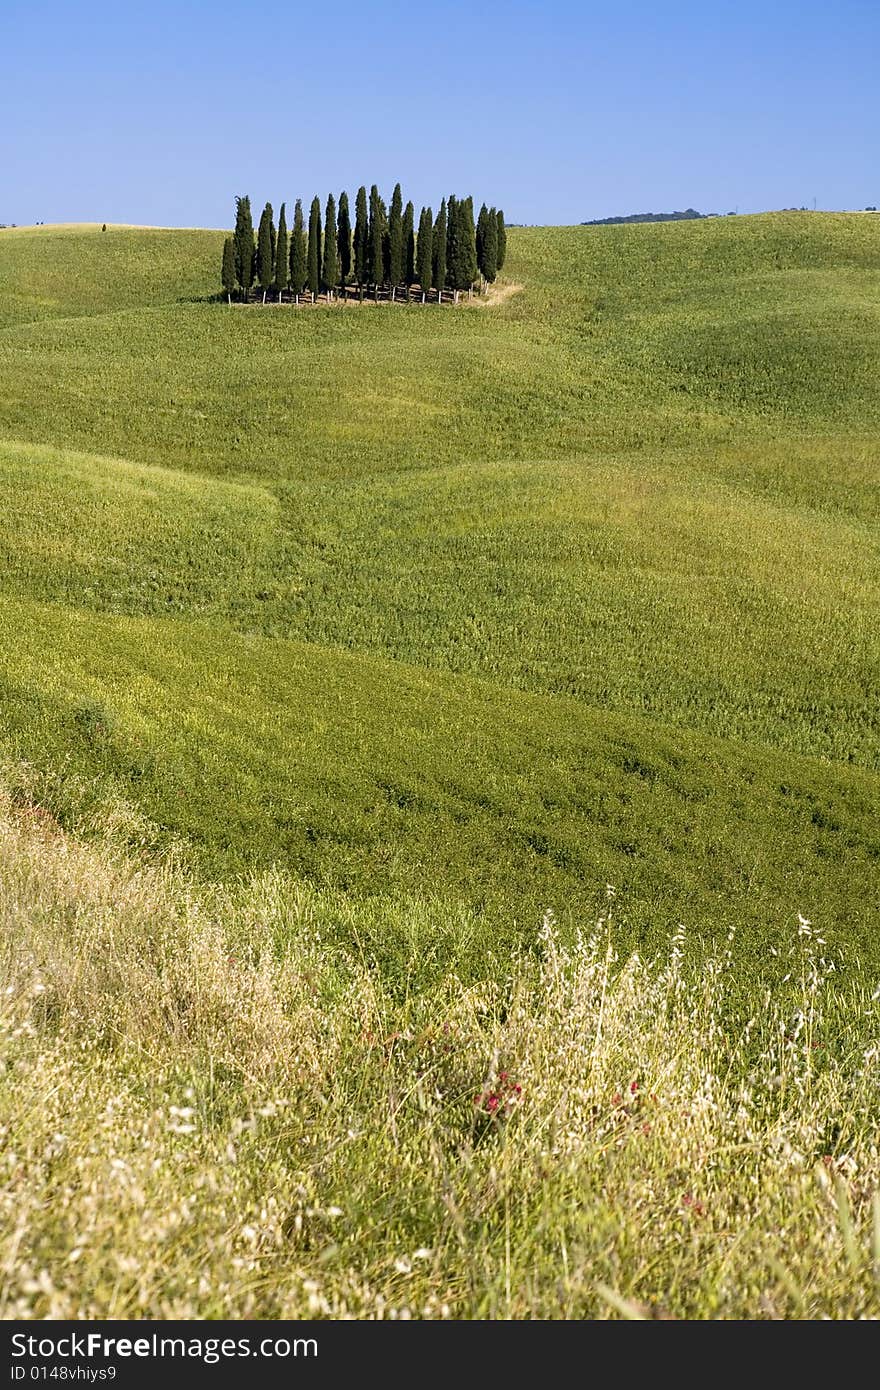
2;775;879;1319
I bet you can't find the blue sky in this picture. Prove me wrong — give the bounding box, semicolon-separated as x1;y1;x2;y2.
4;0;878;227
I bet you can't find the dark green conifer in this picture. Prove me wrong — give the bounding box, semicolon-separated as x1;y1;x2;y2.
481;205;498;283
274;202;288;297
432;199;447;294
255;200;272;297
416;206;432;300
445;195;457;286
368;184;386;287
388;182;404;288
221;236;236;302
449;197;478;290
354;185;368;286
496;209;507;269
338;192;352;284
462;196;478;287
403;200;415;286
233;195;255;301
322;193;339;293
307;196;321;298
476;203;489;277
289;199;307;298
257;202;274;300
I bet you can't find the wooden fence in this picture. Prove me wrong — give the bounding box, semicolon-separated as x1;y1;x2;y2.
248;282;483;307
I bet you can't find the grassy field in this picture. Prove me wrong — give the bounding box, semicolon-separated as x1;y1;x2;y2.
1;211;879;1316
3;791;880;1319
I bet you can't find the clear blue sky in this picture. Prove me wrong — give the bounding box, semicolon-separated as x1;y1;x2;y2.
4;0;878;227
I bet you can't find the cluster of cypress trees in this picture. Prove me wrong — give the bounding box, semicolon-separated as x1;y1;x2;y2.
221;186;506;304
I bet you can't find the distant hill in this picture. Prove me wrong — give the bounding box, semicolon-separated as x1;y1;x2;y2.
582;208;709;226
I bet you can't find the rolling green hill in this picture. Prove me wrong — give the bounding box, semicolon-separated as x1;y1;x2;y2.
1;213;878;975
3;211;880;1320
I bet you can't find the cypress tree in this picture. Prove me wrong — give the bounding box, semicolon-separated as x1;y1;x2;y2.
416;206;432;301
368;184;385;288
496;209;507;270
403;200;415;287
432;199;447;295
233;195;255;301
482;205;498;283
449;197;478;291
289;199;307;298
337;191;352;285
221;236;236;303
257;202;274;301
322;193;339;294
476;203;489;278
462;197;478;288
388;182;404;290
445;195;457;286
354;185;368;287
307;197;321;298
274;202;288;298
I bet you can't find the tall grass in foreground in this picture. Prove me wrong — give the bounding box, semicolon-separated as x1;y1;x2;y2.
2;789;879;1319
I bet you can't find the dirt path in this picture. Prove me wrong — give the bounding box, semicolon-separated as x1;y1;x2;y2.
473;280;523;307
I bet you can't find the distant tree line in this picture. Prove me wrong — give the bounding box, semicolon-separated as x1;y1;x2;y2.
582;208;707;226
221;186;506;304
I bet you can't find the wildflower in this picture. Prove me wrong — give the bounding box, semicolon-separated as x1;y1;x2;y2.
630;1080;639;1095
475;1072;522;1117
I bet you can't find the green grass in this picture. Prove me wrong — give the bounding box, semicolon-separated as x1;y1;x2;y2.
0;211;878;959
1;592;879;980
2;210;880;1318
0;224;222;329
3;795;880;1319
3;439;877;767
